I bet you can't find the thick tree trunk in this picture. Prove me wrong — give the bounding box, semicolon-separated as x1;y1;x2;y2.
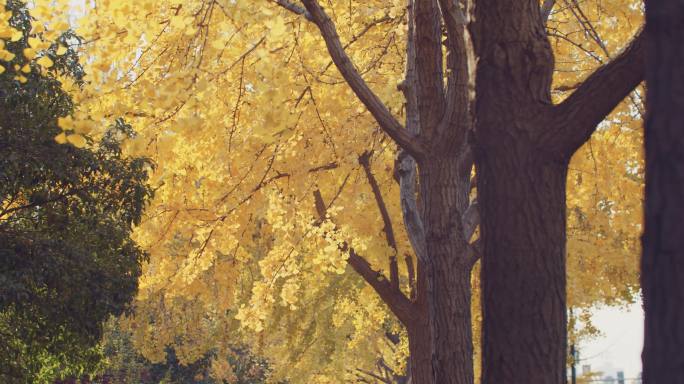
420;155;474;384
642;1;684;381
473;1;567;382
477;145;569;383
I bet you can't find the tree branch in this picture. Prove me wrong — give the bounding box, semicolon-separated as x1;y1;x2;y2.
550;29;645;155
396;151;427;264
359;151;399;290
295;0;426;158
466;238;481;268
0;188;84;218
272;0;312;20
438;0;473;145
395;4;428;266
461;199;479;242
313;189;413;325
540;0;556;24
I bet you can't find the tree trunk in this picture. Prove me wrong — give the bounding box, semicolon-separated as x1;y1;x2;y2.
420;155;474;384
473;1;567;382
407;315;432;384
642;1;684;381
477;145;569;383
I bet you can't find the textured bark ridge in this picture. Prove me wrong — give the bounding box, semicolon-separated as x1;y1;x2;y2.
642;1;684;381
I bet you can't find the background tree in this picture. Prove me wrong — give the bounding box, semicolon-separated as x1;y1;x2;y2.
641;0;684;381
0;1;153;381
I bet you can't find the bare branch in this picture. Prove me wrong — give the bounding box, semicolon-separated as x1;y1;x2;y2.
355;368;392;384
550;30;645;155
295;0;426;158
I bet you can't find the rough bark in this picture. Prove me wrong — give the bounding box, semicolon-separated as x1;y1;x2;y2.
420;154;473;384
473;3;562;381
477;148;569;383
473;1;644;383
642;0;684;381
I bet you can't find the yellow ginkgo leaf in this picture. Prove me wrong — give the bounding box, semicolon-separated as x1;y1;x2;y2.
0;50;15;61
10;29;22;42
0;66;5;74
66;133;87;148
57;116;74;130
28;37;40;48
73;119;94;135
56;45;68;55
210;39;225;50
52;21;69;31
36;56;53;68
170;16;190;29
31;23;45;34
14;75;27;83
54;132;67;144
21;64;30;73
23;48;36;60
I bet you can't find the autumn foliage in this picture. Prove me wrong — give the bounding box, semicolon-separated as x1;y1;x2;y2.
0;0;648;383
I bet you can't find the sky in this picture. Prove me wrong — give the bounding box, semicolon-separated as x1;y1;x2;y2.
579;302;644;380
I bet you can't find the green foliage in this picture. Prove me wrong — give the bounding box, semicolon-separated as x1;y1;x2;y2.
0;2;152;382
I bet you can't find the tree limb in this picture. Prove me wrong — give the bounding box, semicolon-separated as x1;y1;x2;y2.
359;151;399;290
438;0;473;146
294;0;426;158
396;151;427;264
272;0;312;20
541;0;556;24
549;29;645;155
396;1;428;266
313;189;413;325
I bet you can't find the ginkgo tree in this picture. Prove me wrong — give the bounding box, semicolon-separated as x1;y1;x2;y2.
41;0;647;383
